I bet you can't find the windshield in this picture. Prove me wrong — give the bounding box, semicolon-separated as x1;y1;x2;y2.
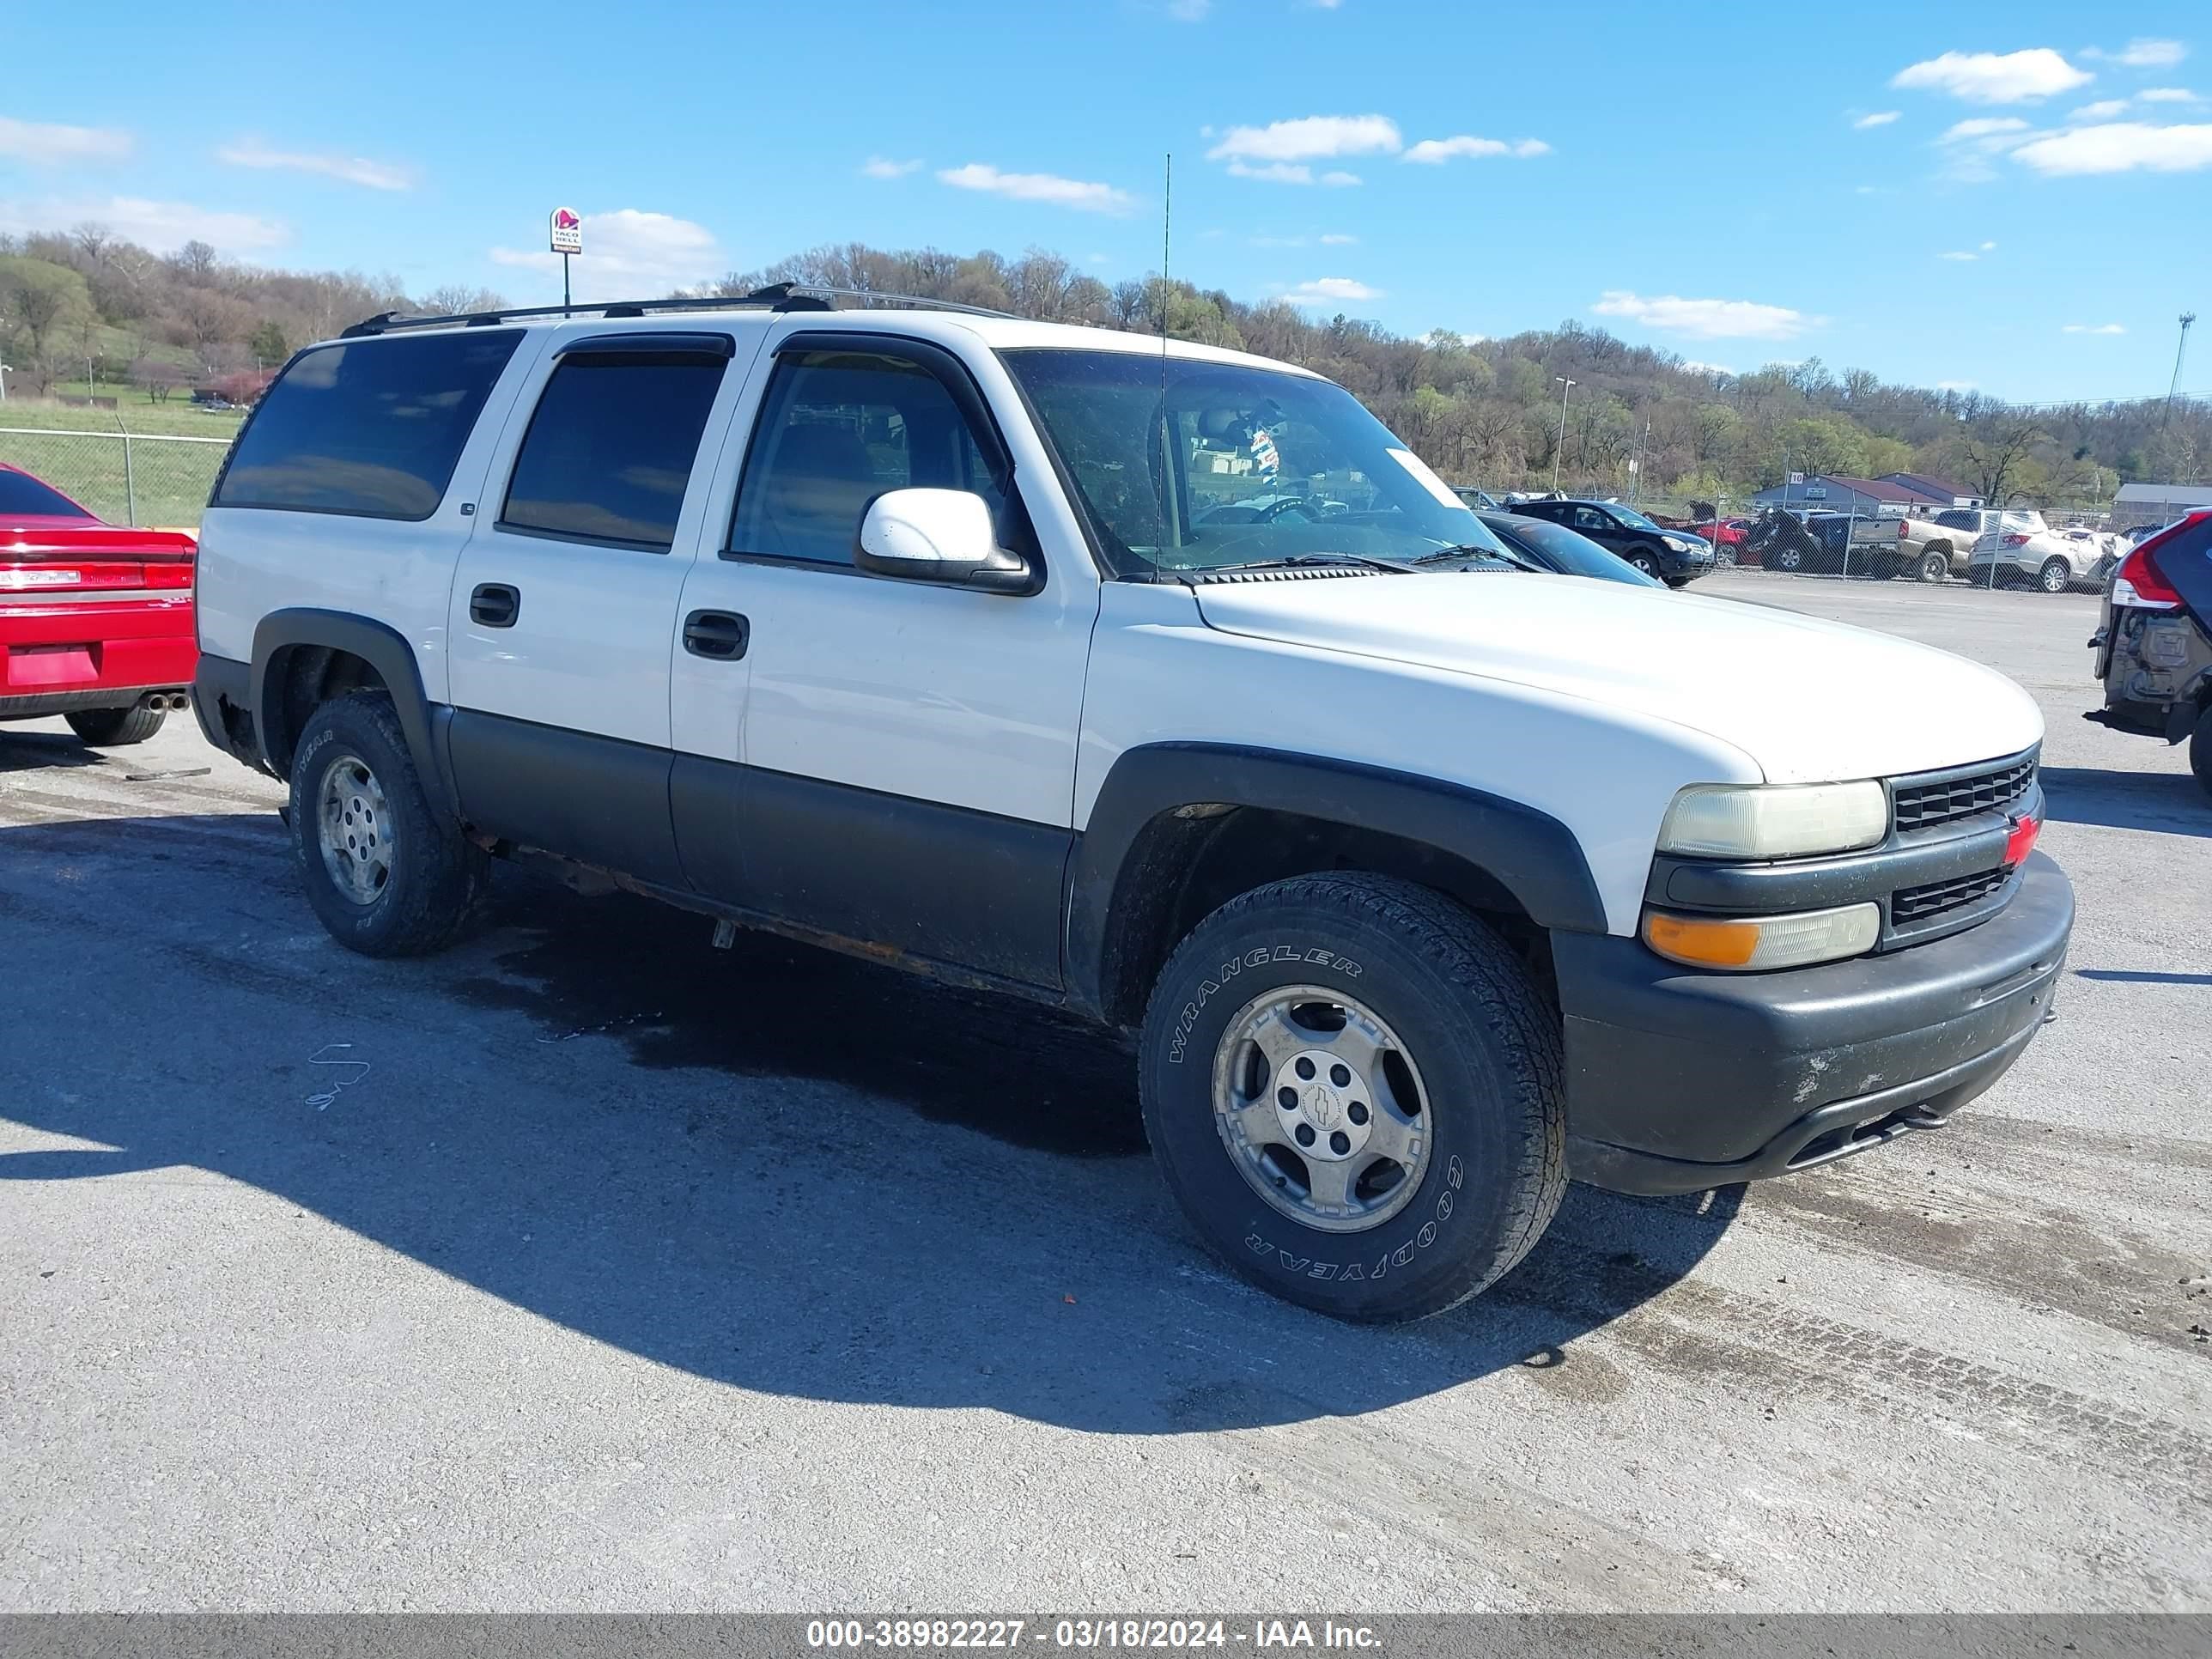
1000;348;1507;573
1604;503;1665;533
1480;512;1660;586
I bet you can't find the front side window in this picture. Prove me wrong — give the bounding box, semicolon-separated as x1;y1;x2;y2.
1000;348;1504;574
501;354;727;550
730;347;1012;564
215;330;522;520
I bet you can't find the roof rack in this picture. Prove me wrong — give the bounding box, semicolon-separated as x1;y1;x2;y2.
339;283;1018;339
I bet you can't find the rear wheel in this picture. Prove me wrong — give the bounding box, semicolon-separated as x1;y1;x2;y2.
66;704;165;746
1138;872;1566;1323
2038;556;2072;594
1772;544;1804;572
289;691;489;957
1917;547;1949;583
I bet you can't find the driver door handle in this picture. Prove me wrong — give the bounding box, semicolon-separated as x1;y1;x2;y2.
684;610;750;660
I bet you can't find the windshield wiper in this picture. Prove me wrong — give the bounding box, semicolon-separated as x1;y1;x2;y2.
1209;552;1418;575
1410;543;1537;571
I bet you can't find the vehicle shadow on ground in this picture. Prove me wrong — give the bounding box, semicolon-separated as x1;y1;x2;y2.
2039;766;2209;839
0;732;107;773
0;816;1741;1432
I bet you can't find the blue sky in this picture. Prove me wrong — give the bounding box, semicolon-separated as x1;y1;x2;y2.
3;0;2208;402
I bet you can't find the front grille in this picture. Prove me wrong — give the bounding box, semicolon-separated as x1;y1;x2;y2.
1891;755;2036;831
1892;865;2010;924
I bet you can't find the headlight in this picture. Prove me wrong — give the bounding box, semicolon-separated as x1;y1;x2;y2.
1644;902;1881;971
1663;536;1692;550
1657;781;1887;860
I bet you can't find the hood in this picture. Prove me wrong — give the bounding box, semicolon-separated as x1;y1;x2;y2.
1191;572;2043;784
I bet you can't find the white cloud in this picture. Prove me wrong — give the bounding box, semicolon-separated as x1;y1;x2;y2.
861;156;922;179
1228;161;1321;184
1892;48;2091;104
937;162;1133;213
1319;232;1358;245
2099;38;2187;69
1938;250;1979;260
1167;0;1212;17
216;137;410;191
1852;111;1901;128
2138;87;2199;103
1320;169;1362;187
1284;276;1382;304
2072;99;2131;118
0;193;287;253
2010;121;2212;174
1936;116;2035;179
1206;114;1401;162
2063;322;2127;334
1680;359;1736;376
1981;239;1997;249
1401;135;1550;162
489;208;722;291
0;115;132;165
1592;290;1817;341
1458;332;1487;346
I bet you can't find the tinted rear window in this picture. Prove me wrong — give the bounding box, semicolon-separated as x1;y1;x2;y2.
214;331;524;520
0;470;93;520
1936;510;1981;531
500;356;727;549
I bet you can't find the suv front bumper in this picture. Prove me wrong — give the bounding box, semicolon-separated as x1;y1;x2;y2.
1555;851;2072;1194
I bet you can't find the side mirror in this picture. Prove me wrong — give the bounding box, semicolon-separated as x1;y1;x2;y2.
854;489;1039;595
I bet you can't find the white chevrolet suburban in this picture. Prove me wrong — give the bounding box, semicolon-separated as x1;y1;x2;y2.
190;289;2073;1322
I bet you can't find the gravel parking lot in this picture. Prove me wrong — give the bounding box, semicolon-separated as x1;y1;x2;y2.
3;570;2206;1613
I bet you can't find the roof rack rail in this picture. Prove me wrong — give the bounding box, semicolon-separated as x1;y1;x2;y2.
338;284;1018;339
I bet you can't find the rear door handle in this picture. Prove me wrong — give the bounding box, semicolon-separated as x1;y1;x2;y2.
470;583;520;628
684;610;750;660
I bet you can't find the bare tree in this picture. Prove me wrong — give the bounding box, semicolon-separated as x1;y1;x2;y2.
1954;418;2048;507
415;284;509;316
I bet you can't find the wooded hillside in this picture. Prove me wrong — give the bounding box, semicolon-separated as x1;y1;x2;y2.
6;225;2203;510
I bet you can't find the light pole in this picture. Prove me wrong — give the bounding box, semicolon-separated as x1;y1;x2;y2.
1552;376;1576;493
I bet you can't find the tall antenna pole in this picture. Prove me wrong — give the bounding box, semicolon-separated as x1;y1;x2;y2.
2166;312;2196;422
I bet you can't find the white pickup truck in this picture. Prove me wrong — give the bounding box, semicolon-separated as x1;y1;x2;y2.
188;289;2074;1322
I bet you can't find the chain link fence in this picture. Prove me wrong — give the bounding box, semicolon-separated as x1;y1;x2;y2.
0;424;232;530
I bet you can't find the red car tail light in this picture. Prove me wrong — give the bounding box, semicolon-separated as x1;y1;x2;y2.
2112;511;2205;609
2001;532;2030;548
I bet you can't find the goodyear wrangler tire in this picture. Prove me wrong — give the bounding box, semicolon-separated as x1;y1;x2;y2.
289;690;488;957
1138;872;1566;1322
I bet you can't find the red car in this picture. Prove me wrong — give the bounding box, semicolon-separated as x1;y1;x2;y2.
1689;516;1750;550
2;464;198;747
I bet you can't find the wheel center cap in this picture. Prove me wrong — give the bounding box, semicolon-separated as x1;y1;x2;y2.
1302;1085;1343;1131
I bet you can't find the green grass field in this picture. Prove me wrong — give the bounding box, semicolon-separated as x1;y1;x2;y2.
1;398;239;527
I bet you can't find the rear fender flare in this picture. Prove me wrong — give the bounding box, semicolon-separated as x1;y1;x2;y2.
250;608;453;809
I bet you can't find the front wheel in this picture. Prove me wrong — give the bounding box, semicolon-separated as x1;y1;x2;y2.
1628;551;1661;579
1771;544;1804;572
66;704;165;746
1138;872;1566;1322
289;691;489;957
2039;556;2072;594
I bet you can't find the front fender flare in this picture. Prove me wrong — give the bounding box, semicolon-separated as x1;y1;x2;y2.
1065;742;1607;1018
